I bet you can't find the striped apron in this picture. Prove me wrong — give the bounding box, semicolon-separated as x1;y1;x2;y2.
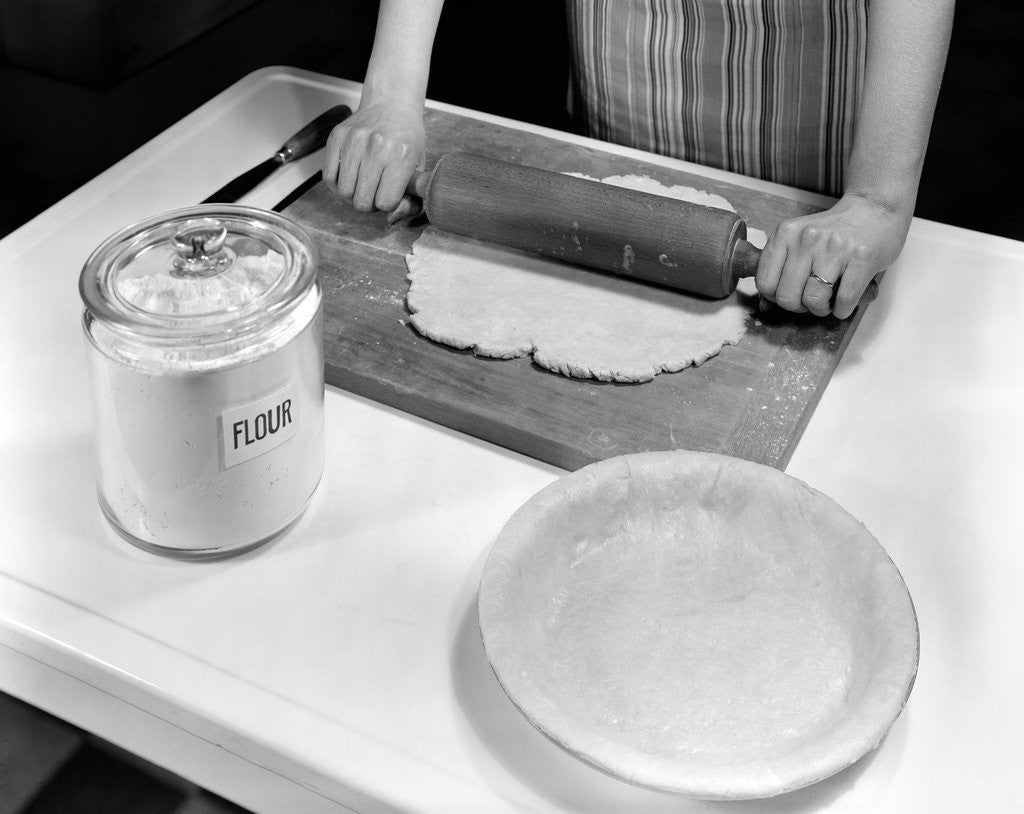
566;0;867;196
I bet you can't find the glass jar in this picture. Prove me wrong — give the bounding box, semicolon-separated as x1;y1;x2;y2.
79;205;324;559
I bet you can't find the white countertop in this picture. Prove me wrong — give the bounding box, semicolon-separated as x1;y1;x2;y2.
2;67;1022;813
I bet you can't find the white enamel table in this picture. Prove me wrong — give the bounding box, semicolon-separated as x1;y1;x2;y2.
1;67;1022;813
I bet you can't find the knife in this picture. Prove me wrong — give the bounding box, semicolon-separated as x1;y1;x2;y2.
203;104;352;204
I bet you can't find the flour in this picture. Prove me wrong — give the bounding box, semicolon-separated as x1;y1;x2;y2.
117;253;284;317
81;207;324;558
86;291;324;556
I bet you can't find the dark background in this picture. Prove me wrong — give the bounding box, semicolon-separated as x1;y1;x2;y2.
1;0;1021;241
0;0;1020;811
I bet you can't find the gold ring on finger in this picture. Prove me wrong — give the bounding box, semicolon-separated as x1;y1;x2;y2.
809;272;835;288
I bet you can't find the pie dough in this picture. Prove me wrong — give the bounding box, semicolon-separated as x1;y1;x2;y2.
405;176;766;383
478;451;919;799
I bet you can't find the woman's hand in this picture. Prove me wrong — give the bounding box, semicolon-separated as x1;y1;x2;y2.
321;0;445;221
757;0;954;320
322;97;425;222
755;194;911;319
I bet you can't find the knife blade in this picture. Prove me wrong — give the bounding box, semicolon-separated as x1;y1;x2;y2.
202;104;352;204
272;171;324;213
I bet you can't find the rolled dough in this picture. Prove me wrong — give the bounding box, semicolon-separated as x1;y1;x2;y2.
405;175;766;383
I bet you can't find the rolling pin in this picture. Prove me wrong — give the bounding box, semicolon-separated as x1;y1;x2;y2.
407;152;761;299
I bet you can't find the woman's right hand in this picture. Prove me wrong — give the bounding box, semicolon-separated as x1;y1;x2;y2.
322;97;425;223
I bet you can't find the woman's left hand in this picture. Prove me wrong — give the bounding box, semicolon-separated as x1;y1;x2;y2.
755;193;912;319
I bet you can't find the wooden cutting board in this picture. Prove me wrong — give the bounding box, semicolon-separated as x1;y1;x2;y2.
283;108;872;472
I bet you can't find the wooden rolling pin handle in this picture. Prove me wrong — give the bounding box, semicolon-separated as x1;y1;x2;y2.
730;238;762;280
410;168;432;202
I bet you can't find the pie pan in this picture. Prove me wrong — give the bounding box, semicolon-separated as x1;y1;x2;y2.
477;451;918;799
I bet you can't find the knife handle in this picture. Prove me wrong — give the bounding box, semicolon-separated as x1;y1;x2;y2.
277;104;352;163
202;105;353;204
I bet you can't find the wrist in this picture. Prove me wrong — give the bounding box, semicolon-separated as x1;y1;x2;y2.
361;66;427;111
839;186;915;224
843;144;924;221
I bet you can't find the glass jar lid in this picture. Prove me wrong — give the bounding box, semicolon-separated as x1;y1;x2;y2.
80;205;317;341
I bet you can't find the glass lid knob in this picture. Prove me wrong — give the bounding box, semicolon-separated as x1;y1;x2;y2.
171;219;234;277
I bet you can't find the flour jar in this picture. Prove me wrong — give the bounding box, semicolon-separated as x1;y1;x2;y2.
79;206;324;559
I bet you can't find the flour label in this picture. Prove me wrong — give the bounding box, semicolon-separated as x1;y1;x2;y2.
220;384;299;469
